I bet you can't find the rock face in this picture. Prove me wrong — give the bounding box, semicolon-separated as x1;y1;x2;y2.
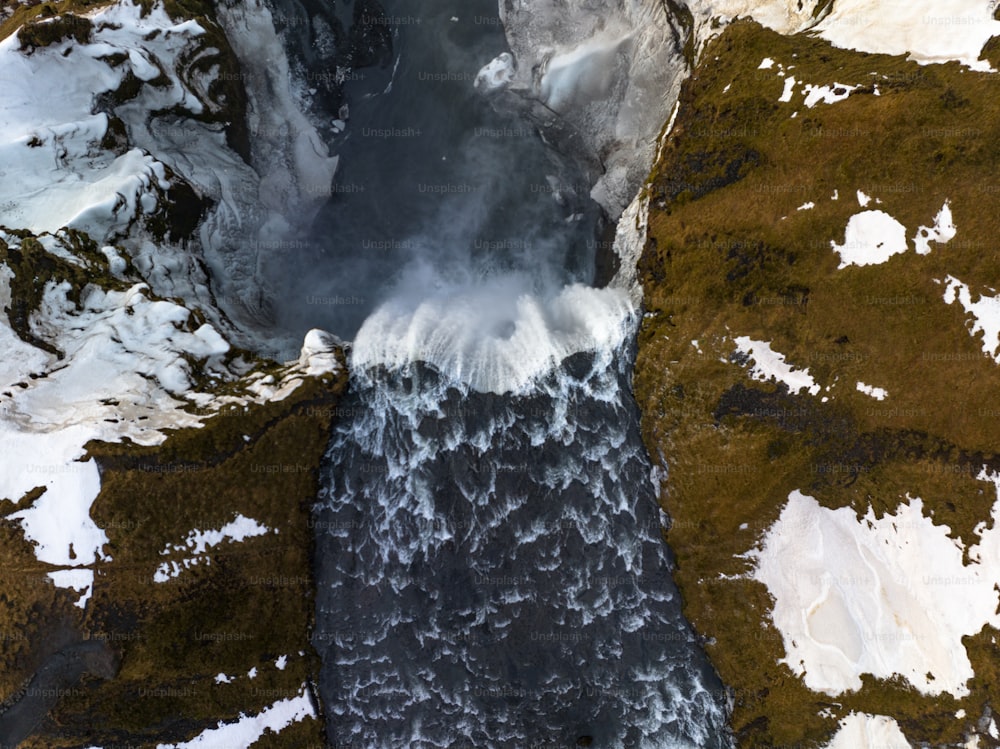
633;16;1000;749
482;0;690;218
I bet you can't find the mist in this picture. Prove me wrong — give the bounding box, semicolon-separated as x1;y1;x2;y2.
254;0;607;361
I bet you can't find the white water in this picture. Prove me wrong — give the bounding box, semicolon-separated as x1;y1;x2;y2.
352;272;635;394
314;321;733;747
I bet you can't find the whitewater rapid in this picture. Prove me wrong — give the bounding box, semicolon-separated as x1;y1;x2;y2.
312;309;733;747
351;276;635;395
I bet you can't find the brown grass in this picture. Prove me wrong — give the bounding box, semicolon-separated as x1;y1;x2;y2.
636;19;1000;747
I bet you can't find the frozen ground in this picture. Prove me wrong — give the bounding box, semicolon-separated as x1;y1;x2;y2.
153;685;316;749
0;0;337;353
733;337;821;396
822;713;911;749
750;473;1000;699
0;230;338;609
686;0;1000;70
0;0;343;612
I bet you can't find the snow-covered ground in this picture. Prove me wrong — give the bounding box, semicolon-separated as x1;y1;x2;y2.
750;471;1000;699
915;203;956;255
0;0;343;611
733;337;821;396
832;201;956;268
0;228;338;608
832;210;909;268
0;0;337;349
686;0;1000;70
815;0;1000;71
154;684;316;748
0;2;200;243
942;276;1000;363
822;713;912;749
153;514;274;582
758;59;867;109
855;382;888;401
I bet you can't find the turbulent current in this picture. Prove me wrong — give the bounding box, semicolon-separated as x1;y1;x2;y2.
312;343;733;747
295;0;733;746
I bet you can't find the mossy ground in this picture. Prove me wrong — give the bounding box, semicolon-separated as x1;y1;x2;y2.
635;20;1000;748
0;0;109;44
9;366;347;747
0;225;348;744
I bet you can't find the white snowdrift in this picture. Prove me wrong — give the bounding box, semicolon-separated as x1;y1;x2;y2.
751;473;1000;698
942;276;1000;363
823;713;912;749
855;382;888;400
914;203;956;255
802;82;858;107
831;210;908;268
0;233;338;605
154;514;273;582
0;2;200;242
815;0;1000;71
155;685;316;748
832;201;955;268
687;0;1000;71
733;337;820;395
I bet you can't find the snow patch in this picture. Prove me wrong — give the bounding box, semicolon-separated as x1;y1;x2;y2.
778;75;797;102
47;569;95;610
155;685;315;748
751;482;1000;698
733;337;821;396
0;1;217;244
943;276;1000;363
802;82;858;107
856;382;888;400
914;202;956;255
687;0;1000;74
815;0;1000;71
822;713;911;749
831;210;908;268
154;514;272;582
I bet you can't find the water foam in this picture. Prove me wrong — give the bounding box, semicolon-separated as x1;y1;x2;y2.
351;274;635;394
313;325;733;748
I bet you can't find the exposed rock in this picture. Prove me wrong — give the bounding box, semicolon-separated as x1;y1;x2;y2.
483;0;690;218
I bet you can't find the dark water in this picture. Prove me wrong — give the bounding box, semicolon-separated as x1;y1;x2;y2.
268;0;600;339
312;349;733;747
283;0;735;746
